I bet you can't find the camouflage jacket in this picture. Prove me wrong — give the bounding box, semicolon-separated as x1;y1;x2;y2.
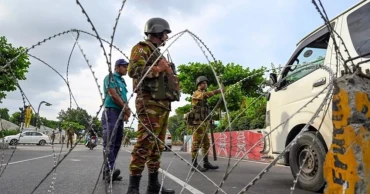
66;128;74;137
128;40;172;110
190;89;219;124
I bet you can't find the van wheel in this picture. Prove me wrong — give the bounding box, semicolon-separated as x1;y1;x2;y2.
289;131;326;192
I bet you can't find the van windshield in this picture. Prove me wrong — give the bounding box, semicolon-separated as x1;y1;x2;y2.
285;46;327;83
282;31;330;86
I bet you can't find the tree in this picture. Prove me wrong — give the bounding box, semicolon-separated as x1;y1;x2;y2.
124;127;137;139
57;107;104;136
169;61;268;133
57;107;91;128
167;114;187;142
39;117;59;129
92;117;103;136
177;61;266;112
61;121;84;134
0;108;10;120
9;111;21;126
0;36;31;103
217;96;267;131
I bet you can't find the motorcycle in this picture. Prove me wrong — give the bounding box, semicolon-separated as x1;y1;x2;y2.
87;136;97;150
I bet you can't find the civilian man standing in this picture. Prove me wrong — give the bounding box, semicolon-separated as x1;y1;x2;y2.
102;59;131;182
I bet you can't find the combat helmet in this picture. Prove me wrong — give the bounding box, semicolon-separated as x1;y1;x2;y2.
196;76;208;86
144;17;172;36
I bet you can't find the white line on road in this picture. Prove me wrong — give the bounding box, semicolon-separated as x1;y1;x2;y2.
8;153;65;165
124;150;204;194
158;168;204;194
217;156;289;168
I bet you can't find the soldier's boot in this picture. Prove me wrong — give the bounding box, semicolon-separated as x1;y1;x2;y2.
146;172;175;194
126;175;141;194
191;158;208;172
203;155;219;170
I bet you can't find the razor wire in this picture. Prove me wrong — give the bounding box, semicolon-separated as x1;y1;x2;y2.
0;1;360;194
312;0;354;74
0;82;27;178
174;63;332;194
0;68;59;180
72;2;128;191
214;64;334;193
289;91;333;194
160;70;268;193
237;64;334;194
0;118;5;174
0;23;312;194
66;31;80;109
0;54;103;193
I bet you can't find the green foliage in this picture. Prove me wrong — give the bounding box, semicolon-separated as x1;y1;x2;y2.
0;108;10;120
57;107;91;127
39;117;59;129
168;61;268;136
0;129;20;138
177;61;266;112
175;104;191;115
124;127;137;139
9;111;21;126
92;117;103;135
216;96;267;131
167;114;187;142
57;107;104;136
61;121;84;133
0;36;31;103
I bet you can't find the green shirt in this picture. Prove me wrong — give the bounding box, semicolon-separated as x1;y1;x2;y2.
103;72;128;110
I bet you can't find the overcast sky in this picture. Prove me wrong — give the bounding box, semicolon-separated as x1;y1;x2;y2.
0;0;359;130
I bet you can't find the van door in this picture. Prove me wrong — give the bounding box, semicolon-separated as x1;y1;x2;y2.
269;25;335;154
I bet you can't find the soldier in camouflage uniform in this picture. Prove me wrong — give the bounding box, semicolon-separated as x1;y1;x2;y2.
189;76;223;172
126;18;180;194
66;125;74;149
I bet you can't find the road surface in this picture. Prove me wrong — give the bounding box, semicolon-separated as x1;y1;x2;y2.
0;144;318;194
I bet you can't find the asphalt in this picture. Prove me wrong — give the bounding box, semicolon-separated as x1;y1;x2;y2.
0;144;319;194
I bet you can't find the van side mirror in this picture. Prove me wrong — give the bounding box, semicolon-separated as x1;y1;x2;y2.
269;73;277;85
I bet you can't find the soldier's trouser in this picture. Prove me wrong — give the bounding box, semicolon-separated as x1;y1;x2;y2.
102;108;123;170
191;123;210;159
67;137;73;148
129;104;169;175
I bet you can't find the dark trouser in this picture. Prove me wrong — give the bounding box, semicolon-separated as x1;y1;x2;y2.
102;108;124;170
67;137;73;148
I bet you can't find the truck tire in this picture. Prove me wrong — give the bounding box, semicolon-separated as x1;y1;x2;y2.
289;131;326;192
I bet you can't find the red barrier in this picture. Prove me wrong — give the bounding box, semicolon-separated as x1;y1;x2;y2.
208;130;263;161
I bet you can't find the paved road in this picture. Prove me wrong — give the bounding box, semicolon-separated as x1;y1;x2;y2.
0;144;318;194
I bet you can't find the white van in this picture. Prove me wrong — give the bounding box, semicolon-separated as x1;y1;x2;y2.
263;1;370;192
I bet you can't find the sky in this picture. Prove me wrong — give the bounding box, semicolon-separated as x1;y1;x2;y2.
0;0;360;130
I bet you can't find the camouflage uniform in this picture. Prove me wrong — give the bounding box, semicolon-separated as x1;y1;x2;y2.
126;17;178;194
128;40;170;173
50;131;55;145
188;76;220;172
66;127;74;148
